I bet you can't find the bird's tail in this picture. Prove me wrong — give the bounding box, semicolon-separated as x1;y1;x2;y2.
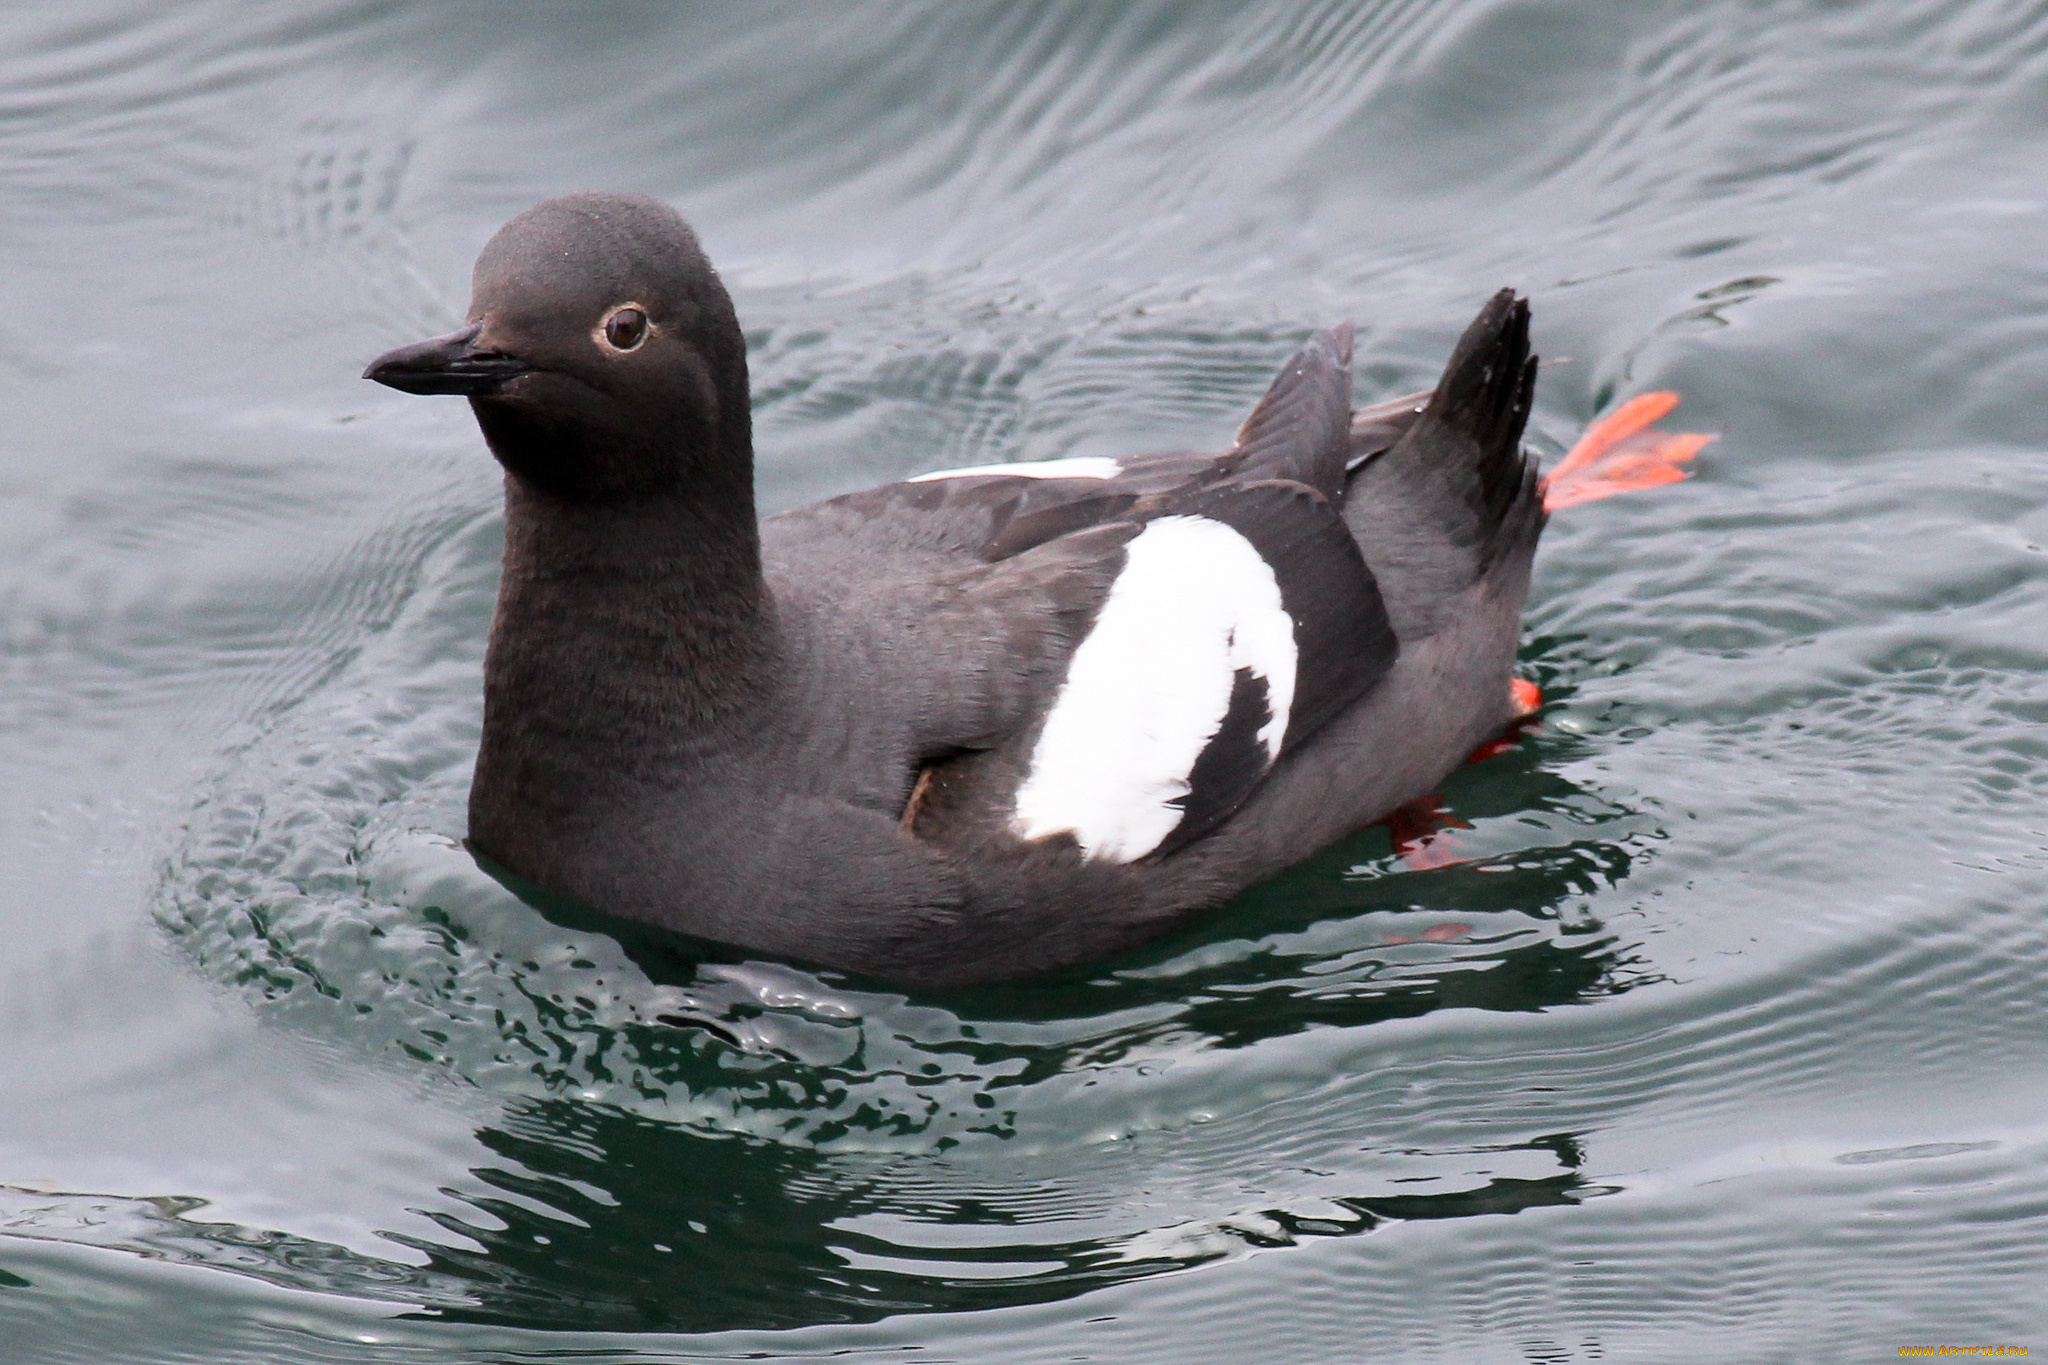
1342;289;1544;640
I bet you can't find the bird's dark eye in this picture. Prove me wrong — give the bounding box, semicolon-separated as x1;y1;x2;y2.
604;307;648;351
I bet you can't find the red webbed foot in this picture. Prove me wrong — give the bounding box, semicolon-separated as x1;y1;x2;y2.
1383;794;1472;871
1542;392;1713;512
1465;678;1544;763
1393;684;1542;867
1381;920;1474;944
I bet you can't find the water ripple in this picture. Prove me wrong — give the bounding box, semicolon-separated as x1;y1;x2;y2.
5;0;2047;1354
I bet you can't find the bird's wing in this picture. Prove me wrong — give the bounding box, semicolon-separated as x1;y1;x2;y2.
765;324;1400;858
782;449;1216;565
1226;324;1357;499
904;470;1398;864
1345;388;1433;472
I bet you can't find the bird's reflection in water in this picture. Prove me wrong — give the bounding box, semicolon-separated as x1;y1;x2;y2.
126;712;1656;1330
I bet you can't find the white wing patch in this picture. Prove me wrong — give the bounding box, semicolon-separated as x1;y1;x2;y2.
908;456;1121;483
1011;515;1297;862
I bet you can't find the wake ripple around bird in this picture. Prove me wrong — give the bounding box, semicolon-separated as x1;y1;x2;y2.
6;0;2030;1343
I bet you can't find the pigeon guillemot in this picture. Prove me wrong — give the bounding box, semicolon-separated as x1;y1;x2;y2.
364;192;1702;988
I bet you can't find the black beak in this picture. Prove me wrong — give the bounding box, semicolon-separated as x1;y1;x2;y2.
363;322;535;396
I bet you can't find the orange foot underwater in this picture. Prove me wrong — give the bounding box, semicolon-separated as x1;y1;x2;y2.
1381;920;1473;945
1393;681;1541;869
1465;678;1543;764
1542;392;1713;512
1383;793;1472;871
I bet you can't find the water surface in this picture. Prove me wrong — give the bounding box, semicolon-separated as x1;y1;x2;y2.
3;2;2046;1360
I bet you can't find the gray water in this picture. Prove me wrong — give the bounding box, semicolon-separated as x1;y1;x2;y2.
3;3;2046;1361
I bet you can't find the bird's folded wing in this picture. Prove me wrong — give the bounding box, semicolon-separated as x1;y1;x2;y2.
907;476;1398;863
902;520;1143;759
1228;324;1357;500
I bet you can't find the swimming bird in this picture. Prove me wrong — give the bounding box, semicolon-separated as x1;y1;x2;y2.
364;192;1702;988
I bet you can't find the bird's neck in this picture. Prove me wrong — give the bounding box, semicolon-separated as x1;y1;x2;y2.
480;473;777;768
